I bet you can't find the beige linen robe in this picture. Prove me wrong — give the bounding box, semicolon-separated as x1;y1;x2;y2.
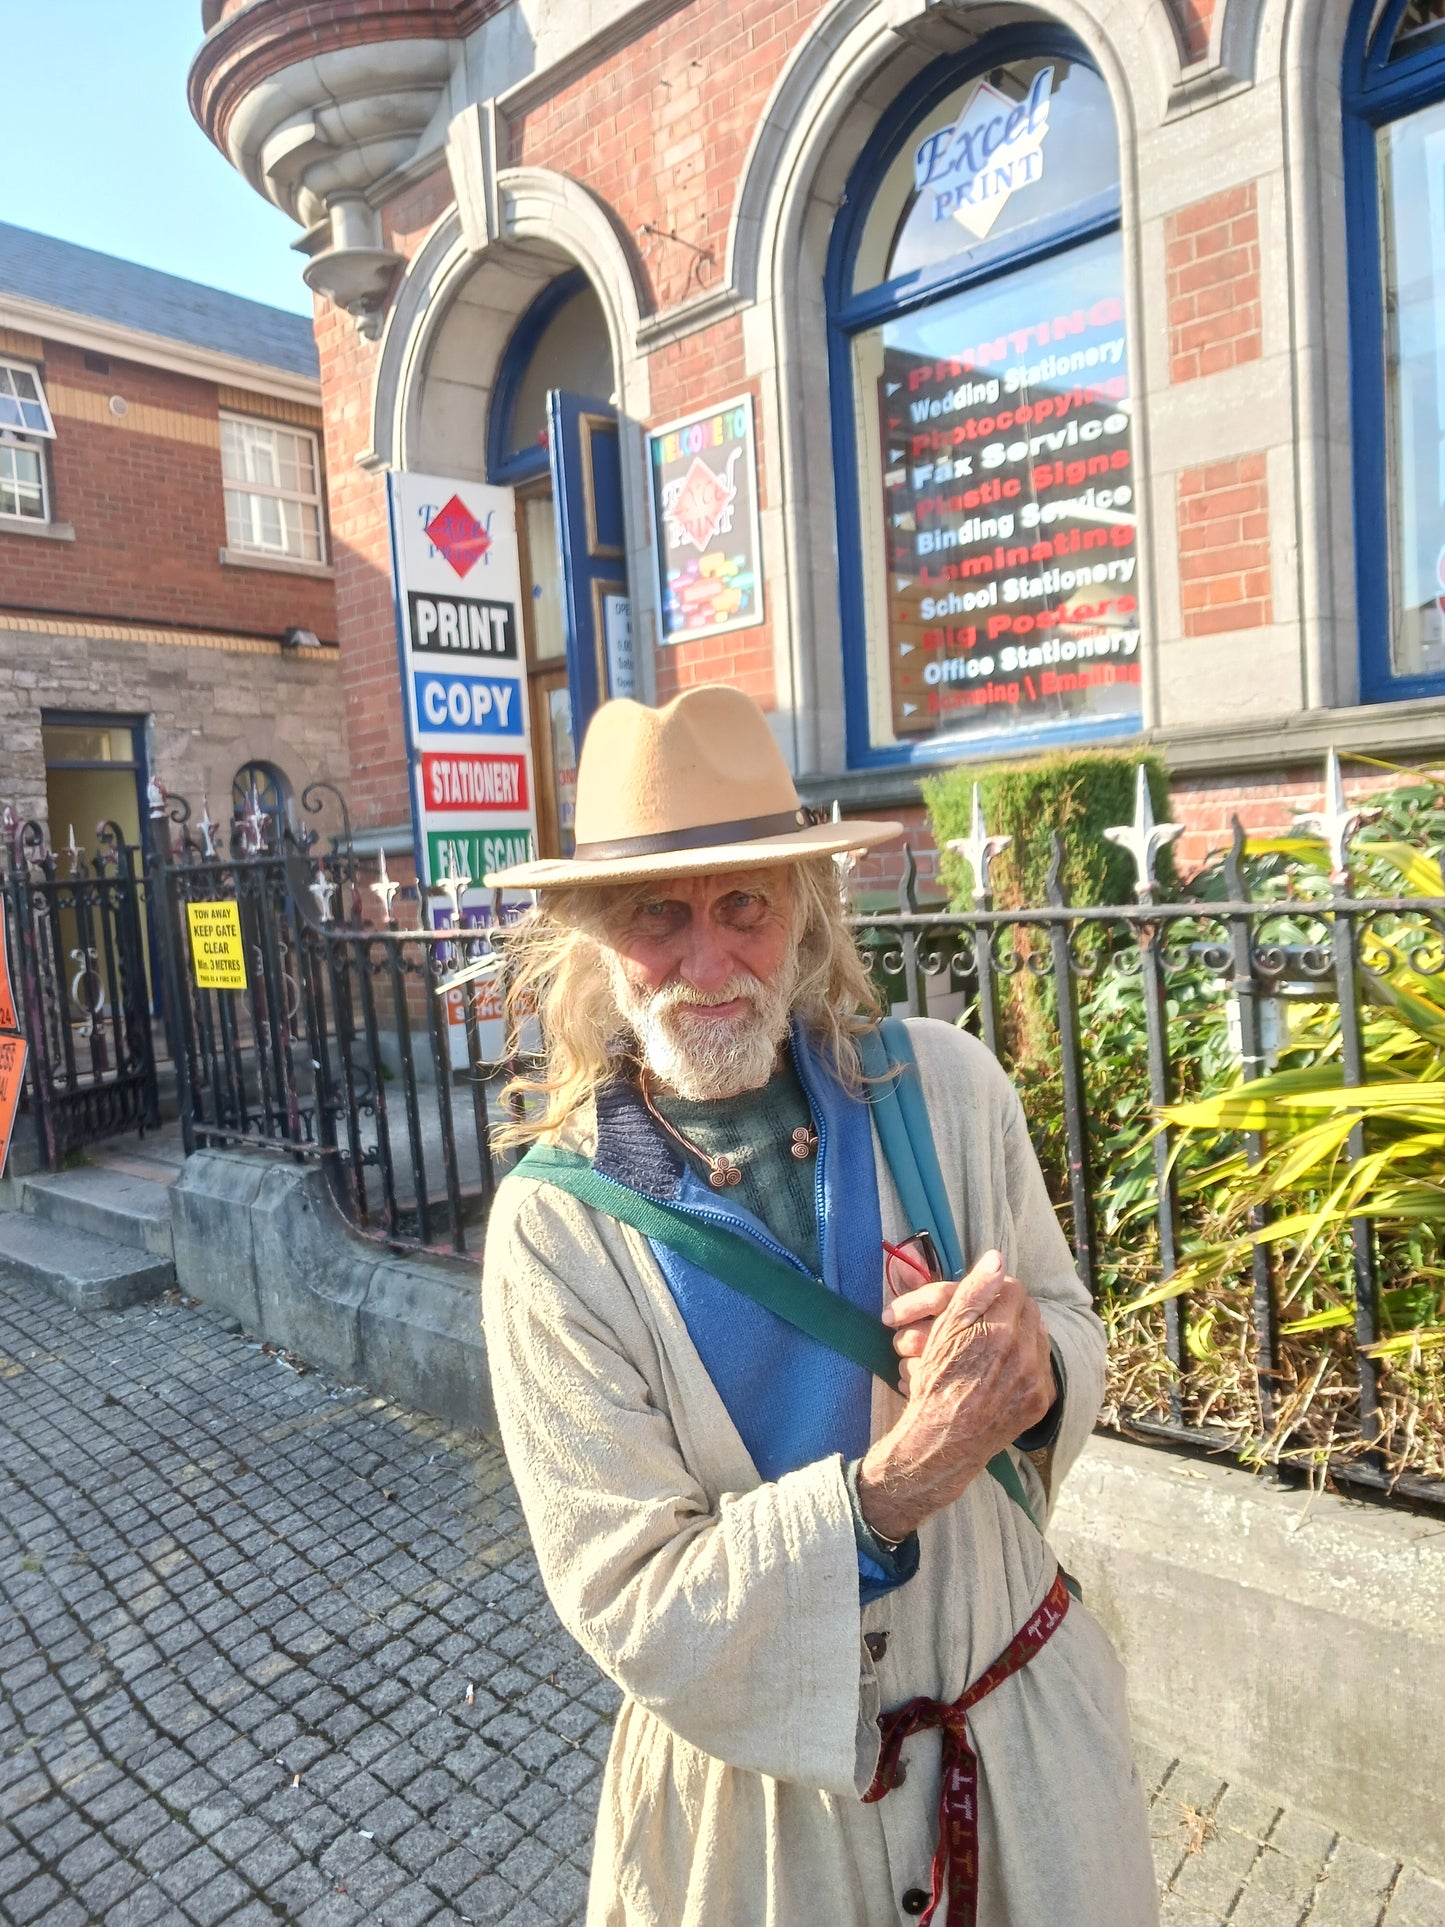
482;1018;1157;1926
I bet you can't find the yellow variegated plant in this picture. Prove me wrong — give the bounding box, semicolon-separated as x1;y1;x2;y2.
1129;808;1445;1478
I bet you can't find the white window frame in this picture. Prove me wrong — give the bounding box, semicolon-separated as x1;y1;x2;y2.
0;439;50;523
0;359;57;440
219;412;327;566
0;359;56;525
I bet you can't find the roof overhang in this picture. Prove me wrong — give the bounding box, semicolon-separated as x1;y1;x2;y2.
0;291;320;406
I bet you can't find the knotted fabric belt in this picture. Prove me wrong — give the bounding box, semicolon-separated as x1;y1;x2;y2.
862;1568;1071;1927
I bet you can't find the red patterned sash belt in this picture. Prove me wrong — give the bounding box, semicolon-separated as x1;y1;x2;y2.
862;1567;1071;1927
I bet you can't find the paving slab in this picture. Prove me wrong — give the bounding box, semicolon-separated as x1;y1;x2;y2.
0;1269;1439;1926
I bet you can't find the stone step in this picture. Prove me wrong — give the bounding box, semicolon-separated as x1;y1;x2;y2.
20;1167;175;1260
0;1213;175;1311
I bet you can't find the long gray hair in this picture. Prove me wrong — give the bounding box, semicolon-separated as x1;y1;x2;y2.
493;856;881;1147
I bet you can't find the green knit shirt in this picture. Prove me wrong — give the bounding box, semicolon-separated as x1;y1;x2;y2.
651;1060;822;1276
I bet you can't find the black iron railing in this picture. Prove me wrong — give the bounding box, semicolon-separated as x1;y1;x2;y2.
149;787;518;1256
2;814;159;1166
853;833;1445;1511
143;774;1445;1513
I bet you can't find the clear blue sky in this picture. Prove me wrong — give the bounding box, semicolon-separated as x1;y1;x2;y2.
3;0;312;317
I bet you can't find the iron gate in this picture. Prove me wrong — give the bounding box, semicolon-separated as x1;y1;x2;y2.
2;813;160;1167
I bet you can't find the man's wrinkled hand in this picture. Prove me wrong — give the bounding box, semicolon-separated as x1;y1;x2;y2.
859;1248;1054;1541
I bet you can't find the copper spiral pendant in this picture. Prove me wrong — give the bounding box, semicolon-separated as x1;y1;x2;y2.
790;1126;819;1160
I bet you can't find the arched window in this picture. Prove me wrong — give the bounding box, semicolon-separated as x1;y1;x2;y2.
1345;0;1445;699
826;29;1139;767
232;760;294;847
488;270;615;486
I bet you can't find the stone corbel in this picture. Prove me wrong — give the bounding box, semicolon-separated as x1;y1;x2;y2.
297;194;404;340
446;100;504;254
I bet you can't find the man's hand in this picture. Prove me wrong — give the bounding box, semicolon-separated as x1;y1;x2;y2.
858;1248;1054;1543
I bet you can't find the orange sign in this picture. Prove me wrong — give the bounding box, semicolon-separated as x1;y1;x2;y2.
0;1031;27;1178
0;918;16;1034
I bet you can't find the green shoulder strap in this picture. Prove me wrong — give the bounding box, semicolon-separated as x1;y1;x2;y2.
514;1144;901;1390
513;1136;1038;1530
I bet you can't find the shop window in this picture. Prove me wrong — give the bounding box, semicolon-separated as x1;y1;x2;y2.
0;359;56;523
1346;0;1445;697
220;414;326;564
826;32;1138;767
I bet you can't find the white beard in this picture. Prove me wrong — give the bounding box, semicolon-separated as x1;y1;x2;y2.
606;959;796;1101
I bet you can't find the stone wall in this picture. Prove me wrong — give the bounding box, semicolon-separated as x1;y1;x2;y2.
0;618;349;834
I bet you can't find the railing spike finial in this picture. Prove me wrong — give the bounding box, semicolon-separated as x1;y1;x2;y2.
196;794;217;861
897;842;919;915
829;799;861;905
433;844;472;926
1045;829;1068;907
946;783;1012;905
370;845;401;926
1103;764;1183;902
1292;746;1380;886
1224;814;1252;903
309;863;338;924
241;785;269;857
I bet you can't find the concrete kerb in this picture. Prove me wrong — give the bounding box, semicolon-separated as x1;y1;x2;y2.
1051;1432;1445;1881
170;1147;491;1432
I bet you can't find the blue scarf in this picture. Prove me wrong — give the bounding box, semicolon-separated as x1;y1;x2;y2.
592;1025;884;1481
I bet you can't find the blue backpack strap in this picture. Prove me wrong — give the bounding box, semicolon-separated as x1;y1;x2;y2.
878;1015;964;1279
855;1025;935;1242
861;1018;1041;1534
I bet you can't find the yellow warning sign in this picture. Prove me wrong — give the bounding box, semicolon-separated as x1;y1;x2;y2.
186;900;249;991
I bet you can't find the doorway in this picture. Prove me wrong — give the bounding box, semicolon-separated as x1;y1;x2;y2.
516;481;577;857
41;711;156;1014
488;270;619;859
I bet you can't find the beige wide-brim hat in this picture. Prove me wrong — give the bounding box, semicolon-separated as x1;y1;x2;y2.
484;684;902;888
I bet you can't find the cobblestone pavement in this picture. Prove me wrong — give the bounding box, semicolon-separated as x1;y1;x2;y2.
1;1274;1442;1927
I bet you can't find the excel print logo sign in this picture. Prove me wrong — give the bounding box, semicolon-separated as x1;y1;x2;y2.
913;67;1054;240
421;495;495;578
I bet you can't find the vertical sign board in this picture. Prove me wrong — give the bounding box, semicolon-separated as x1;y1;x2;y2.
0;916;17;1034
0;1032;25;1180
0;919;23;1178
649;395;765;643
387;472;539;1063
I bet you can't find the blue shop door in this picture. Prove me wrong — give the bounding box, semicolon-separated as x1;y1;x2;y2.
547;391;634;751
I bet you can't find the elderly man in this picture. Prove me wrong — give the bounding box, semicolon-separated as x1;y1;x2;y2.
481;685;1155;1927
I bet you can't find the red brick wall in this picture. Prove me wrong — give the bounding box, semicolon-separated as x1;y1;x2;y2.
0;339;336;642
310;299;410;832
1167;769;1423;874
1166;184;1262;384
1176;455;1272;638
509;0;826;314
1168;0;1215;63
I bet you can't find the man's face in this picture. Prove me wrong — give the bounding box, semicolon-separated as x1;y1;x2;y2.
601;868;797;1101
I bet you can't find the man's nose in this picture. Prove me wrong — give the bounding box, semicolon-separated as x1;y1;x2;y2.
675;922;736;994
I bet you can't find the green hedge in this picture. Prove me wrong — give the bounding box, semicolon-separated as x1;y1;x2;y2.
922;748;1175;909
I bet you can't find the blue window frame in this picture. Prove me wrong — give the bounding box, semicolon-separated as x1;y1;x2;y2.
1345;0;1445;701
826;28;1142;770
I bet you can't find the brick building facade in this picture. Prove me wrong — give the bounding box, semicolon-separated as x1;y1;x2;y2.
0;224;346;858
188;0;1445;897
